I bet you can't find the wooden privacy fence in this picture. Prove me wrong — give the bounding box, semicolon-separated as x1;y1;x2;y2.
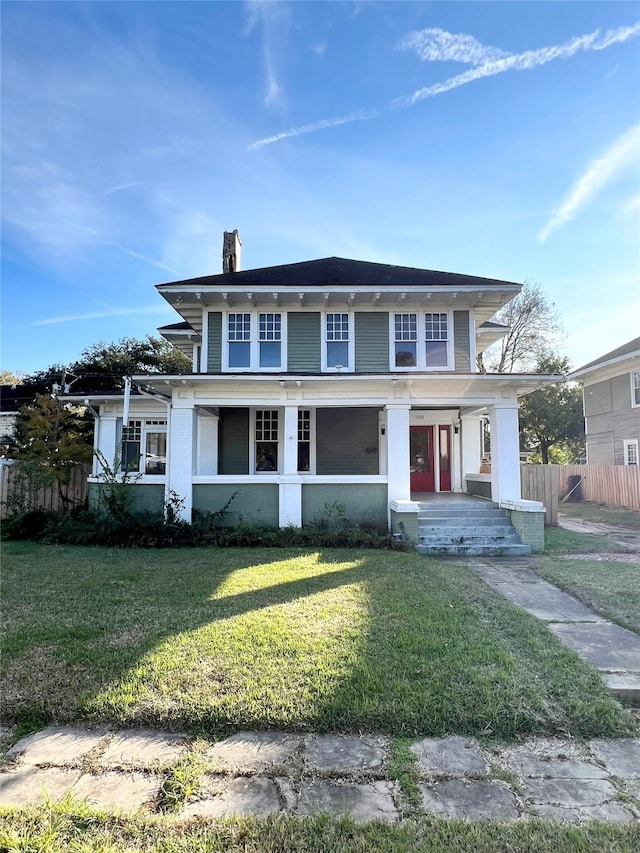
0;463;91;519
521;464;640;525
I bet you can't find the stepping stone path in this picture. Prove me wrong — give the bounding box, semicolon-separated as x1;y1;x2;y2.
1;726;639;824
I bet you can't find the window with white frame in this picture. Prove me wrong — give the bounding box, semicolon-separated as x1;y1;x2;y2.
325;313;350;369
255;409;279;471
121;419;167;474
225;312;283;370
425;313;448;367
298;409;311;471
394;313;418;367
228;313;251;368
259;313;282;367
632;370;640;407
393;312;451;369
624;439;638;466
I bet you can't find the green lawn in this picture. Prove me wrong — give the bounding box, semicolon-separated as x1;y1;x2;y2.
538;520;640;634
2;804;639;853
2;542;635;741
559;501;640;528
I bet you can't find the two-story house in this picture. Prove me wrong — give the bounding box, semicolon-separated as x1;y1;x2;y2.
79;232;557;537
570;337;640;466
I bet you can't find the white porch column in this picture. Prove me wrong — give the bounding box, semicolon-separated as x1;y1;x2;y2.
460;414;482;484
280;405;302;526
95;416;118;475
489;402;521;504
168;406;194;521
385;404;411;501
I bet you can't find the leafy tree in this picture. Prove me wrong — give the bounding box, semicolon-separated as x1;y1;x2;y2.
478;281;562;373
518;354;585;464
12;394;94;507
23;336;191;395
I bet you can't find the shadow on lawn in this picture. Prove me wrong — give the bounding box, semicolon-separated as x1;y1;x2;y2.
3;543;636;740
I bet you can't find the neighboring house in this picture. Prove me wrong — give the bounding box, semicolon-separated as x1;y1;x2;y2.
0;384;34;459
570;337;640;466
74;233;558;528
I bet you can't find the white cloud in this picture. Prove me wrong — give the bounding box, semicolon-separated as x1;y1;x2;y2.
398;27;510;66
621;193;640;216
250;21;640;148
33;306;170;326
244;0;289;110
312;41;327;58
539;124;640;241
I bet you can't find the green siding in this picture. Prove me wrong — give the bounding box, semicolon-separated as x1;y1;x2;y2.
193;484;279;527
207;312;222;373
288;312;321;372
89;483;165;516
316;408;380;474
302;484;387;528
453;311;470;371
219;408;249;474
355;312;389;372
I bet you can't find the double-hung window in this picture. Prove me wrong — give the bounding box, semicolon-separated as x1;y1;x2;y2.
632;370;640;407
325;313;350;369
255;409;279;471
259;313;282;368
393;312;450;369
425;313;448;367
226;312;283;370
298;409;311;472
394;313;418;367
121;419;167;475
228;313;251;368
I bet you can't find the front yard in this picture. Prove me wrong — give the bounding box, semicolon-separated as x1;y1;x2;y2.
2;542;635;741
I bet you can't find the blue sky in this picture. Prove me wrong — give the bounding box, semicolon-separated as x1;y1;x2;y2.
2;1;639;376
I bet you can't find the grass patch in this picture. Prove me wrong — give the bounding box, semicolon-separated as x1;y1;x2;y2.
534;556;640;634
559;501;640;528
2;542;636;740
542;526;631;555
1;804;640;852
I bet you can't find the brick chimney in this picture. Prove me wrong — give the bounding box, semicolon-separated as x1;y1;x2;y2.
222;229;242;273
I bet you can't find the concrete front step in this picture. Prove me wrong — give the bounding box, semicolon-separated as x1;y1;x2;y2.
417;543;532;557
415;500;530;557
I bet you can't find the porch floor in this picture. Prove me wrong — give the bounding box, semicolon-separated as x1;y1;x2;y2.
411;492;492;504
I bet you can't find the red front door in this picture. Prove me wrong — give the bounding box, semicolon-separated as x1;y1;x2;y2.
439;425;452;491
410;426;435;492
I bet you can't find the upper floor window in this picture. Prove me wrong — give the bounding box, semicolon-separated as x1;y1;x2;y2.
394;313;418;367
325;313;351;370
228;313;251;368
225;312;283;370
632;370;640;407
425;313;448;367
393;312;450;369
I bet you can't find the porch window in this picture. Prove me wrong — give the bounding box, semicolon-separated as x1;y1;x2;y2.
394;313;417;367
632;371;640;407
326;313;350;369
121;419;167;475
259;313;282;368
256;409;279;471
624;439;638;466
298;409;311;471
228;313;251;368
425;313;448;367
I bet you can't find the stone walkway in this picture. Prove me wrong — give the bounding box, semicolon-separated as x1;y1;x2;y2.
1;727;639;823
468;557;640;702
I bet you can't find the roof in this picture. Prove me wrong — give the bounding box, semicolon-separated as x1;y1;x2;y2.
156;256;523;290
570;336;640;379
0;384;39;412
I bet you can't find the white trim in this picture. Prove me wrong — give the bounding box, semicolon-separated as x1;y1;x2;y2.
192;474;388;484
